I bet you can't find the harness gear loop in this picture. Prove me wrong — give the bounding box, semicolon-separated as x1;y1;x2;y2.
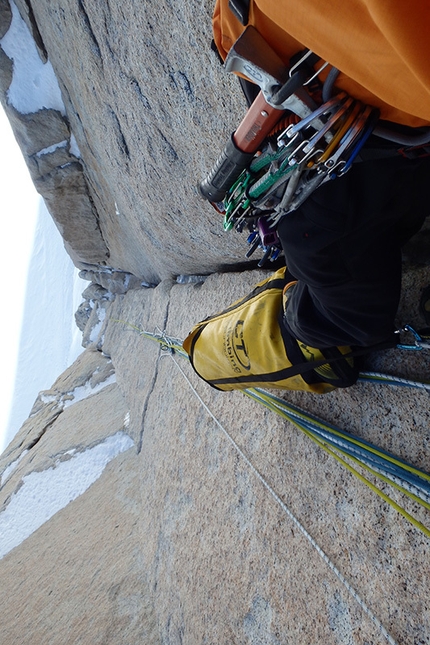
201;26;430;267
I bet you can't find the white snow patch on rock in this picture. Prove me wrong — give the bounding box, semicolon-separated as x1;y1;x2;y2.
69;133;81;158
0;431;134;559
36;139;68;157
1;450;29;487
89;306;106;343
0;1;66;115
62;372;116;410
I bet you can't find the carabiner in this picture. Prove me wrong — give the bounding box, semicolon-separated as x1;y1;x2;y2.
396;324;430;350
288;50;331;86
281;93;346;140
338;109;380;175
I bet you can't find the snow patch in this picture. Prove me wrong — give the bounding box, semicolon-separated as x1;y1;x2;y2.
89;306;107;343
39;393;57;405
36;140;68;157
0;2;66;115
32;369;116;417
1;450;29;487
62;372;116;410
69;133;81;158
0;431;134;559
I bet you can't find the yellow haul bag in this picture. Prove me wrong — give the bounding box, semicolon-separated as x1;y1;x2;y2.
182;268;334;394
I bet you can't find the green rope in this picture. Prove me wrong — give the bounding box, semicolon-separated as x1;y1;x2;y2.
244;388;430;539
249;388;430;484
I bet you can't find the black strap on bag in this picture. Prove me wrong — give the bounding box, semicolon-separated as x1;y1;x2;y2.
207;338;396;388
184;266;397;391
206;304;396;389
279;319;386;388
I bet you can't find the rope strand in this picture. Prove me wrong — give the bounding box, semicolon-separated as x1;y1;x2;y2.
170;353;398;645
117;322;430;644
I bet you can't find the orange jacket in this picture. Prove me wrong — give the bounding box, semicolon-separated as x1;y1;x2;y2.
213;0;430;127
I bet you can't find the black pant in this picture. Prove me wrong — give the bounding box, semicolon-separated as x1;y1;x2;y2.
279;155;429;348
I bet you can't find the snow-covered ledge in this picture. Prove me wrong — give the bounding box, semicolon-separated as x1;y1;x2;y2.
0;0;109;265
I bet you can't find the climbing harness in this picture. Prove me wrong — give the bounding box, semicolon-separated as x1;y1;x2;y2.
199;26;430;265
220;96;379;265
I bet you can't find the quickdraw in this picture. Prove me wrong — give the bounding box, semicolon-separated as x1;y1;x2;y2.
200;25;430;266
221;95;380;265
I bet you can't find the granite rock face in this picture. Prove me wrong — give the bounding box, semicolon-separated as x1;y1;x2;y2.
1;101;104;265
1;0;250;283
1;266;429;644
0;0;429;643
0;348;157;644
0;0;11;38
0;0;109;265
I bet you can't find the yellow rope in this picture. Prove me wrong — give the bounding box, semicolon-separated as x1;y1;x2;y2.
300;426;430;540
250;387;430;482
244;388;430;539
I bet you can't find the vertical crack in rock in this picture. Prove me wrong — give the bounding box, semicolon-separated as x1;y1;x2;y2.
156;127;178;164
109;107;130;159
21;0;48;60
129;77;151;110
136;287;173;454
85;185;111;259
25;414;62;451
170;70;194;100
77;0;102;59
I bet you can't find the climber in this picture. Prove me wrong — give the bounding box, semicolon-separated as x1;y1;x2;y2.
192;0;430;390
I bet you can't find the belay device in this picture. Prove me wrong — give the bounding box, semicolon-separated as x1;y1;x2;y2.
198;26;405;265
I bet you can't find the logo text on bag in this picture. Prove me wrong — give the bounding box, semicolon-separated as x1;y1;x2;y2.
224;320;251;373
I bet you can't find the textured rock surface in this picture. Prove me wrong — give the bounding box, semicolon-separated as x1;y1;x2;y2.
18;0;251;283
0;0;11;38
0;40;13;95
0;0;429;643
13;0;47;61
0;450;158;645
2;267;428;644
0;349;157;644
34;160;109;264
0;0;109;265
4;106;69;156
